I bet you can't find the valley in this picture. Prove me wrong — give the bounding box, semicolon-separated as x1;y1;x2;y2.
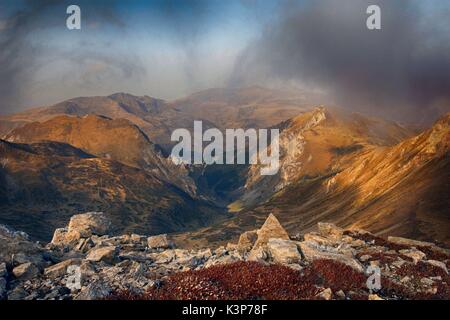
0;87;448;248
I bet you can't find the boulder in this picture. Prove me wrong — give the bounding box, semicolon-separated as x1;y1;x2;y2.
237;230;258;253
247;246;269;263
253;214;290;248
86;246;118;264
267;239;302;264
51;228;68;245
299;241;364;273
317;222;344;240
147;234;171;249
388;236;450;256
44;258;82;279
68;212;111;238
12;262;40;280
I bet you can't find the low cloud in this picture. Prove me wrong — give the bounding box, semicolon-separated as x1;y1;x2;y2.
230;0;450;123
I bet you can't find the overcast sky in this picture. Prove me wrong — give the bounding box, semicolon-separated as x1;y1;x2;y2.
0;0;449;123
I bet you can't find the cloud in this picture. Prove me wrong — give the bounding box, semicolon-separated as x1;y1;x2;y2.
0;0;139;114
230;0;450;123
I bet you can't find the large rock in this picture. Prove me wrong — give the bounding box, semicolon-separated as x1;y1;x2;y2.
147;234;171;249
44;258;82;279
298;241;364;273
253;214;290;248
86;246;118;264
237;230;258;253
388;236;450;256
51;212;111;247
317;222;344;240
0;226;45;266
12;262;40;280
267;239;302;264
68;212;111;238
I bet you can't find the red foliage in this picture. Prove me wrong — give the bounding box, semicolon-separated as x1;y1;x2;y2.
110;261;322;300
308;259;367;293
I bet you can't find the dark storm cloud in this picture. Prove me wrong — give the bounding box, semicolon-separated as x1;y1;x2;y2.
0;0;137;114
231;0;450;123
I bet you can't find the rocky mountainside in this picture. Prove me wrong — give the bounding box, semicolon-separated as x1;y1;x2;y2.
0;139;225;241
1;213;448;300
195;111;448;248
0;87;316;152
0;87;447;251
3;114;196;196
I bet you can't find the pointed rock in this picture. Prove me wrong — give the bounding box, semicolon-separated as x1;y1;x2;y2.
237;230;258;253
253;214;290;248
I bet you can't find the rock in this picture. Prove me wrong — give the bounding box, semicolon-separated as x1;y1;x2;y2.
130;234;146;243
237;230;258;253
303;232;335;246
51;228;68;245
368;294;384;300
388;236;434;248
317;222;343;240
317;288;333;300
421;278;434;286
267;239;302;264
253;214;290;248
247;246;269;263
299;241;364;273
335;290;346;299
86;246;118;264
399;249;426;263
44;258;82;278
226;243;237;251
388;236;450;256
400;276;411;283
7;287;28;300
425;260;448;274
0;263;7;277
359;255;372;262
0;234;45;266
12;262;40;280
75;281;112;300
0;224;29;241
147;234;171;249
68;212;111;238
0;277;6;299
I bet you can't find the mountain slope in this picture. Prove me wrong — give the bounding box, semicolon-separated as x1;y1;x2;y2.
3;114;196;195
0;139;227;241
176;112;449;247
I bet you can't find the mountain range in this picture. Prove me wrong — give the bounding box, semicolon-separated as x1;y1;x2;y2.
0;87;448;246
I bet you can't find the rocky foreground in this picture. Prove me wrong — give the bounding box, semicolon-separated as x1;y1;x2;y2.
1;212;449;300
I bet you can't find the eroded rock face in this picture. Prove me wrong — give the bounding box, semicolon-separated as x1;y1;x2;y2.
253;214;290;248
